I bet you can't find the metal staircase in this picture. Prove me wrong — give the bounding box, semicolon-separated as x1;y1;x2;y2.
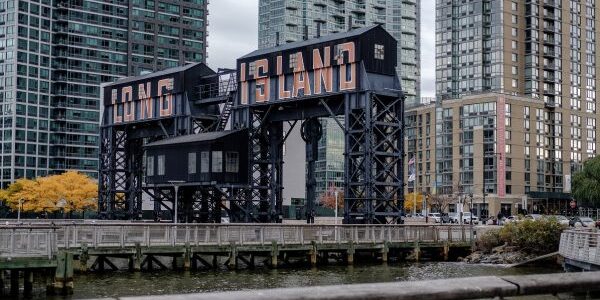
197;69;237;131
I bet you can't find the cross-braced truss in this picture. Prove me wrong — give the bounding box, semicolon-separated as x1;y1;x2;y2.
242;111;283;223
98;127;143;219
344;92;404;224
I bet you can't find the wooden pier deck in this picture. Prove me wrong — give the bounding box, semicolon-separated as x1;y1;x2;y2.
1;223;473;296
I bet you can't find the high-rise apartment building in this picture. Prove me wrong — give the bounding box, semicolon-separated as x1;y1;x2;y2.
416;1;600;217
259;0;420;104
0;0;207;188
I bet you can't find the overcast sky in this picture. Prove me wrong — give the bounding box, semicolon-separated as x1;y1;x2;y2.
207;0;435;97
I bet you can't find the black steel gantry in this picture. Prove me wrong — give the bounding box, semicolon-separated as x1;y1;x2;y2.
98;25;405;224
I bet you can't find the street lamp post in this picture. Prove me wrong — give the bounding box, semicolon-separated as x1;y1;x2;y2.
168;180;185;223
17;199;23;222
469;193;474;224
334;190;339;225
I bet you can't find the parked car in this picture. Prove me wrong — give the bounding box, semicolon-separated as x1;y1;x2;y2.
462;212;479;224
550;215;570;226
569;216;595;228
525;214;544;221
428;213;442;223
448;213;459;223
449;212;479;224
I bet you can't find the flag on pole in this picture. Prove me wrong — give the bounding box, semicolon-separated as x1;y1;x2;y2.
408;156;416;182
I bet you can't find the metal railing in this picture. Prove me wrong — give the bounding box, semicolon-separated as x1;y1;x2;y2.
1;224;471;256
53;224;470;249
578;208;600;220
0;226;58;259
559;230;600;266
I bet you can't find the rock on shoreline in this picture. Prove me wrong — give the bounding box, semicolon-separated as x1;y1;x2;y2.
460;244;537;265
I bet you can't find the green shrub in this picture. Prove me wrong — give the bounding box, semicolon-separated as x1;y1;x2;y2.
477;229;502;253
498;218;564;255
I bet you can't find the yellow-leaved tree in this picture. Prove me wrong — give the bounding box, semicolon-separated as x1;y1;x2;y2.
404;192;424;213
0;171;98;214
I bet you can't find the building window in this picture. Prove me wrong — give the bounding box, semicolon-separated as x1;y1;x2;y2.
188;152;196;174
212;151;223;173
248;62;256;75
201;151;209;173
506;185;512;194
511;2;517;10
146;156;154;176
374;44;384;60
226;152;239;173
157;155;165;176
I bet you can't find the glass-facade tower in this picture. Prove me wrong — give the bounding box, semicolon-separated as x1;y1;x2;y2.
0;0;207;188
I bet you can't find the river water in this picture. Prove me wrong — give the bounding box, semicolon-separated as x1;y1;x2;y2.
36;262;561;299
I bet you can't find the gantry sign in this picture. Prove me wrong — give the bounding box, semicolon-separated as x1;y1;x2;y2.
98;64;224;220
232;25;405;224
98;26;404;224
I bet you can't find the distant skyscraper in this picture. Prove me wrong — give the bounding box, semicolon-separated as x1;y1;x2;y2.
258;0;420;205
0;0;207;187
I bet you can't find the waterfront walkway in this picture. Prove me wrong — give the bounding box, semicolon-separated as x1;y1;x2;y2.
559;229;600;271
0;223;473;296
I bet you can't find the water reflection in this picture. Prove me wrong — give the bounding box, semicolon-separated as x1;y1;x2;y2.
28;262;561;299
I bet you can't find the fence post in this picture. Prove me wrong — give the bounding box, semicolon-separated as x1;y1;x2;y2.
64;226;70;249
120;226;125;248
186;226;190;245
93;226;98;248
46;233;51;259
318;226;323;244
217;226;222;246
145;226;150;247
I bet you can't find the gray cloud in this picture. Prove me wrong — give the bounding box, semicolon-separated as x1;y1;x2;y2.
420;0;435;97
207;0;259;69
208;0;435;96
